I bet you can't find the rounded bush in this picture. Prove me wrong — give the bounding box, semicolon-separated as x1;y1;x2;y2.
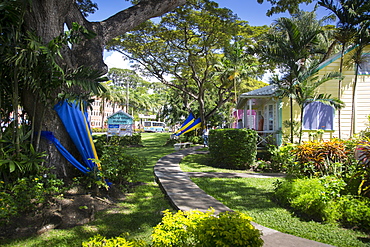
274;177;346;222
339;195;370;231
194;211;264;247
82;234;147;247
152;209;263;247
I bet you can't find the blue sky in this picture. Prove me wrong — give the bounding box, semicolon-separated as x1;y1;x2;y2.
87;1;333;79
88;0;332;26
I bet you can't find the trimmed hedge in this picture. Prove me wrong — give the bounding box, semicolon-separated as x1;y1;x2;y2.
208;128;257;169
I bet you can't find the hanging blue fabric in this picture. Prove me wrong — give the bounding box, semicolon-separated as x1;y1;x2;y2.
41;131;90;174
53;100;99;171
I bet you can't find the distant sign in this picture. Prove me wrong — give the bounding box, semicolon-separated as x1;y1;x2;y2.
107;111;133;136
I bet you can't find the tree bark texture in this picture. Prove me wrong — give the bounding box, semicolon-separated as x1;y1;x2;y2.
21;0;186;179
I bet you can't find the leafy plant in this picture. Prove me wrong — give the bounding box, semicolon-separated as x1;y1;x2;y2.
82;233;147;247
94;134;142;157
0;138;46;182
0;171;64;225
152;209;205;246
152;209;263;247
274;176;346;223
80;145;147;189
267;143;296;172
194;211;264;247
292;140;350;177
352;138;370;197
339;195;370;231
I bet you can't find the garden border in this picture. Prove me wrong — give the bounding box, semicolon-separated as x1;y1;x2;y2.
154;146;334;247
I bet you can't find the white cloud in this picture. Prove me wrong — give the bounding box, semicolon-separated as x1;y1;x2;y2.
262;69;281;83
104;51;131;70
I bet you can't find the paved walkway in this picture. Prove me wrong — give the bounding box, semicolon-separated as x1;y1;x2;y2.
154;146;334;247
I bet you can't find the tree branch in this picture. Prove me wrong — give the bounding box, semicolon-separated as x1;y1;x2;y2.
101;0;187;43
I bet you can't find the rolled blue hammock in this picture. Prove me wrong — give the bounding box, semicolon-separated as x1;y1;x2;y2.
41;131;90;174
41;100;100;175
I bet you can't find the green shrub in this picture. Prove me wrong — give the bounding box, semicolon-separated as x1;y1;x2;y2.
339;195;370;231
106;134;142;146
0;172;64;225
292;140;350;178
209;129;257;169
94;134;142;157
0;142;46;182
99;146;147;190
82;234;147;247
152;209;206;246
194;211;264;247
91;128;107;133
351;138;370;197
266;143;296;172
152;209;263;247
274;176;346;223
186;135;202;144
182;131;203;144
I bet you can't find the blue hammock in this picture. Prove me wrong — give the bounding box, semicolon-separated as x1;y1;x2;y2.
41;100;99;174
41;131;90;174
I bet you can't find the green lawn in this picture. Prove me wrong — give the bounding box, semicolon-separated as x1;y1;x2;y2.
3;134;369;247
180;153;370;247
1;133;175;247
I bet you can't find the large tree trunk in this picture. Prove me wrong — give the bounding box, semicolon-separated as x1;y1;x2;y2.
21;0;186;179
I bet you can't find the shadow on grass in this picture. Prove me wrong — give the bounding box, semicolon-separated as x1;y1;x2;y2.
1;183;172;247
1;133;176;247
191;177;370;247
191;177;279;212
181;153;255;173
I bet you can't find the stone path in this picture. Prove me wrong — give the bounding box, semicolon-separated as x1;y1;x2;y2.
154;146;334;247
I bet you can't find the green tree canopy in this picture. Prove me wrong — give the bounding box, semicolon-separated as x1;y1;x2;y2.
257;10;333;142
107;0;265;128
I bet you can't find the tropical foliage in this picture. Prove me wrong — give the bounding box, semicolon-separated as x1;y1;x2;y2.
256;10;337;142
274;176;370;231
107;0;267;128
318;0;370;138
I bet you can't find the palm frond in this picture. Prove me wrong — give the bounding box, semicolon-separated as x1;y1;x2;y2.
65;66;108;95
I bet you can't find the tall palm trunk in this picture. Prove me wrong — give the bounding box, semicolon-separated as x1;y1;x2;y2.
100;99;106;129
337;44;345;139
0;85;3;146
350;64;359;137
290;97;294;143
299;105;304;144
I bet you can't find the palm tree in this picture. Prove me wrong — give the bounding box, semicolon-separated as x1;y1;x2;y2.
213;41;260;125
345;22;370;136
318;0;370;138
258;11;328;142
224;42;259;103
292;61;344;142
97;82;114;129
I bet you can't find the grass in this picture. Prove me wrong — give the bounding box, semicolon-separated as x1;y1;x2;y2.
1;133;176;247
181;153;370;247
180;151;254;173
3;134;369;246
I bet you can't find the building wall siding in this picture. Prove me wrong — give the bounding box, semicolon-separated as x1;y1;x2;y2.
281;45;370;142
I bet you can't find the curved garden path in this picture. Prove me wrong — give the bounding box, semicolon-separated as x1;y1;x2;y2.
154;146;334;247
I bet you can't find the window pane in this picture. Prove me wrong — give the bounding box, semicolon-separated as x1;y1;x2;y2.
303;101;334;130
358;53;370;75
